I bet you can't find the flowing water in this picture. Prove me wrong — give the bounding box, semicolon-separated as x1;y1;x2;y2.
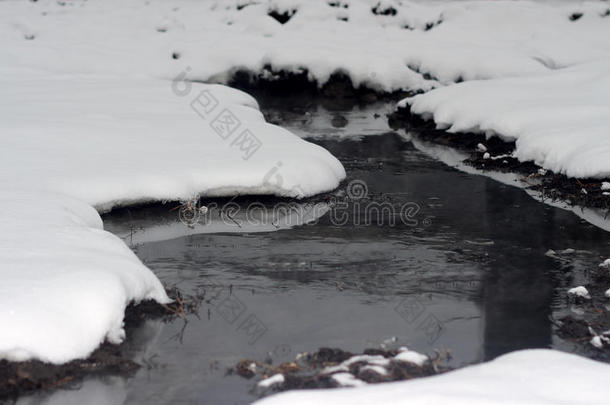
23;97;610;405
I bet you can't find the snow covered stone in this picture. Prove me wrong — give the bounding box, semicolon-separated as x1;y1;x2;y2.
567;286;591;300
393;348;429;366
590;336;604;349
599;259;610;269
331;373;367;388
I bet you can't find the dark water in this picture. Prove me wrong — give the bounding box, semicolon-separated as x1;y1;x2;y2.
24;99;610;405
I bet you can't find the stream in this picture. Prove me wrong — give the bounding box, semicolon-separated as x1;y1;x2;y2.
22;96;610;405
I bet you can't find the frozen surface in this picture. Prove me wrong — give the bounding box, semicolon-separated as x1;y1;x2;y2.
255;349;610;405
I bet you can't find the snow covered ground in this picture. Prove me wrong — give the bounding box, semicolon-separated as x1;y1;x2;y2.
253;349;610;405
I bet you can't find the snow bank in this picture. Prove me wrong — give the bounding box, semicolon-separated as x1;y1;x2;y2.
0;191;169;364
0;72;344;209
406;59;610;179
0;72;342;364
254;349;610;405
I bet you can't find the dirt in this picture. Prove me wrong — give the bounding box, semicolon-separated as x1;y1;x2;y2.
0;288;203;403
233;347;451;398
226;66;412;103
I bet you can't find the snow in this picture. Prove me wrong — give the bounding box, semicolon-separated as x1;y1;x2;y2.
0;72;343;364
0;72;344;208
600;259;610;269
406;59;610;179
0;191;170;364
602;182;610;191
254;349;610;405
393;348;428;366
332;373;368;388
258;374;285;388
567;286;591;300
360;365;388;376
0;0;607;376
3;0;609;92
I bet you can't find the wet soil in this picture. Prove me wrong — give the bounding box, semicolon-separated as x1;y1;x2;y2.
388;105;610;211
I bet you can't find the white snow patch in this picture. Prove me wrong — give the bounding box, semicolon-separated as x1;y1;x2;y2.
258;374;285;388
331;373;367;388
0;191;170;364
407;59;610;179
394;350;428;367
600;259;610;269
360;365;388;376
567;286;591;300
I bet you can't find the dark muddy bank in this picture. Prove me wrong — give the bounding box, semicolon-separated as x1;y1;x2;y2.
388;104;610;212
0;289;201;402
